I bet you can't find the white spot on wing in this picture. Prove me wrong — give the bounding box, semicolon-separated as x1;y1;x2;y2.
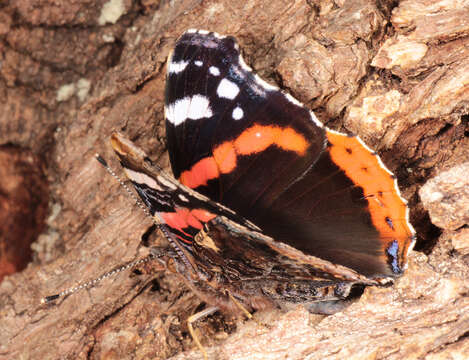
217;78;239;99
232;106;244;120
165;95;213;126
211;31;225;39
124;168;162;190
156;175;177;190
209;66;220;76
169;60;189;74
178;194;189;202
185;29;226;39
194;60;203;67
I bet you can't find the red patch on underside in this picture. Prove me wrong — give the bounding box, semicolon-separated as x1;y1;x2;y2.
161;208;216;240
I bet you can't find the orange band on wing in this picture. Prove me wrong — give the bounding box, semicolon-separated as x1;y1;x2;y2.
213;141;237;174
180;125;308;188
234;125;281;154
276;127;309;155
234;125;308;155
326;131;412;255
179;157;220;189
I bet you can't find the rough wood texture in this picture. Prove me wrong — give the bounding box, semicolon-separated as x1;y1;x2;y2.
0;0;468;359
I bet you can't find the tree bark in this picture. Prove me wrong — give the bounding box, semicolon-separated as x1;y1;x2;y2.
0;0;467;359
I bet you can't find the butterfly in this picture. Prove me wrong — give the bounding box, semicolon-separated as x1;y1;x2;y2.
110;29;415;356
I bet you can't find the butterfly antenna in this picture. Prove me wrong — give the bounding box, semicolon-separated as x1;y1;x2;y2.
42;154;192;304
95;154;195;273
41;253;158;304
41;154;162;304
95;154;189;258
95;154;154;220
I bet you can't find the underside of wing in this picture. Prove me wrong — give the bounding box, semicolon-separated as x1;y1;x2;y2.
110;132;258;249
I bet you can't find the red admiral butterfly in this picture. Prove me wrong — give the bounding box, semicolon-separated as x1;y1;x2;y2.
111;29;415;355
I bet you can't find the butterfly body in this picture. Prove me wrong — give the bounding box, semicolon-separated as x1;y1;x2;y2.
112;29;415;314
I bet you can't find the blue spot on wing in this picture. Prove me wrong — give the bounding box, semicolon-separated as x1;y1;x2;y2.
386;240;402;274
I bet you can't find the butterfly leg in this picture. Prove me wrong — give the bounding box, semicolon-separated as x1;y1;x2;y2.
187;306;219;360
226;290;271;331
226;291;253;320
